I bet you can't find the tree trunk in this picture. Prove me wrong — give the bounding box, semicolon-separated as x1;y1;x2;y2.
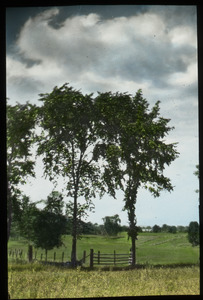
71;193;77;267
28;245;33;262
131;235;136;266
7;184;12;242
71;234;77;267
126;182;139;267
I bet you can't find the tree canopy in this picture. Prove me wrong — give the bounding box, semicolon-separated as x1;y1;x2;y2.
188;221;199;246
94;89;179;265
36;84;105;266
8;85;179;267
102;214;121;236
13;192;67;254
7;102;37;240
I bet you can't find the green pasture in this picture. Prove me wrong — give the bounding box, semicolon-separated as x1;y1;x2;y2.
8;232;199;266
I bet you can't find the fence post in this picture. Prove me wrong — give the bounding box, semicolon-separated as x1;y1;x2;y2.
98;251;100;265
90;249;94;268
45;250;48;262
83;250;86;263
28;245;33;262
114;250;116;265
41;253;43;260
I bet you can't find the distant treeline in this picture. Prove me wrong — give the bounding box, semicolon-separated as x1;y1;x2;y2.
70;221;188;235
10;218;189;238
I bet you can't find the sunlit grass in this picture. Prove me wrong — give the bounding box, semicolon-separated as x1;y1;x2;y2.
8;262;199;298
8;233;200;298
8;232;199;265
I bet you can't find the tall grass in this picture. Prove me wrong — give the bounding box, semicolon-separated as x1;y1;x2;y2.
8;262;199;298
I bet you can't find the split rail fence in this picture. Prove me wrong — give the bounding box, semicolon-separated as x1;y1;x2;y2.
8;248;67;263
8;248;132;267
89;249;132;267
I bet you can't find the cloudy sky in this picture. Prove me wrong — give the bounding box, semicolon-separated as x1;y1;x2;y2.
6;5;199;227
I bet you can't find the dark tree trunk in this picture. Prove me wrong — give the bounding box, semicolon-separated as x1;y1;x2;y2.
131;235;136;266
28;245;33;262
71;193;77;267
126;182;139;267
7;185;12;242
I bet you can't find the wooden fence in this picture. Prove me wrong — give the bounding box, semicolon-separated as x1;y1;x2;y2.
8;249;24;259
8;248;67;263
8;248;132;267
89;249;132;267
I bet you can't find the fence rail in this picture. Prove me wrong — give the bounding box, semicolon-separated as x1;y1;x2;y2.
8;248;132;267
8;248;67;263
90;249;132;267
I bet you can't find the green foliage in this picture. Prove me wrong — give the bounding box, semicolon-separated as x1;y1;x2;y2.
177;226;188;233
7;102;37;186
188;221;199;246
194;165;199;179
152;225;161;233
65;200;95;238
8;85;179;266
37;84;102;199
36;84;106;266
194;165;199;193
7;101;38;240
94;89;179;264
168;226;177;234
12;195;39;242
13;192;67;251
31;210;67;251
161;224;169;232
41;191;64;215
102;214;121;236
161;224;177;234
31;192;67;251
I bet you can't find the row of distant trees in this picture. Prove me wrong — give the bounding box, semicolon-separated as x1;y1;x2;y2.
151;224;185;234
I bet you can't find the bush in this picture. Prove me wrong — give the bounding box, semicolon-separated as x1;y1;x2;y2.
188;221;199;246
152;225;161;233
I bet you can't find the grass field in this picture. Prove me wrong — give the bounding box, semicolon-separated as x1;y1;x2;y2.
8;232;200;298
8;232;200;265
8;263;199;298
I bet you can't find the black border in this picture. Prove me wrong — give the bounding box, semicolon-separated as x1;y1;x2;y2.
1;1;202;299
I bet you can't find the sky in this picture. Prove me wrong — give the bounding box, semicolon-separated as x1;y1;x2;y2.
6;5;199;227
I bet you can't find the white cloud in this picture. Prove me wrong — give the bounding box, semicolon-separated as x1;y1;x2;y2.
168;62;198;87
169;25;197;47
7;8;197;101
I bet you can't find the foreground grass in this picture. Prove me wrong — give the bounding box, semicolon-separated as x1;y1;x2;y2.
8;262;199;298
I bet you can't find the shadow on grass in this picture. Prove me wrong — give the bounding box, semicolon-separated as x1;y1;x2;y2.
81;263;199;272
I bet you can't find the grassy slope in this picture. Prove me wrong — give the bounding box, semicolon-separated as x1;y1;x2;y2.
8;232;199;265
